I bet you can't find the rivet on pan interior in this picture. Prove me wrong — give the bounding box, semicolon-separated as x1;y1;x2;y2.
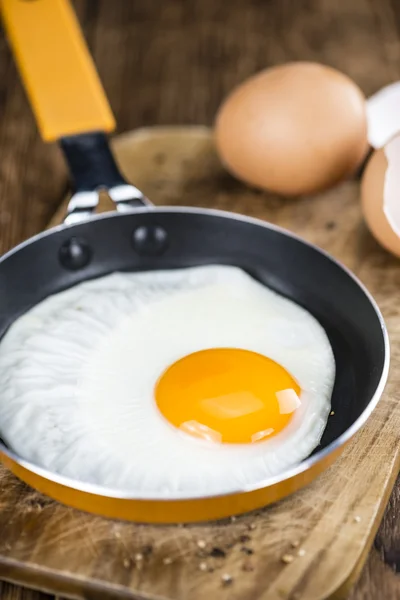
59;237;92;270
132;225;168;256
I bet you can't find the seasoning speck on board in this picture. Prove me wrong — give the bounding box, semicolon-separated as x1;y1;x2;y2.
142;544;153;556
210;547;226;558
221;573;233;585
281;554;295;564
242;559;255;572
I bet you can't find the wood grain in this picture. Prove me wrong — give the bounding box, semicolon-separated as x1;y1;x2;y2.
374;474;400;573
0;0;399;598
0;126;397;600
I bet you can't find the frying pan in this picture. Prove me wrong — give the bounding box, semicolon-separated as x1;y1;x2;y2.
0;0;389;524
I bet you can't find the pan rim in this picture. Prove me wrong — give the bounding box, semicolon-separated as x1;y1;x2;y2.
0;206;390;502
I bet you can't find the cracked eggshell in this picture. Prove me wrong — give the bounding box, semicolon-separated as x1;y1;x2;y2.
361;134;400;257
366;81;400;149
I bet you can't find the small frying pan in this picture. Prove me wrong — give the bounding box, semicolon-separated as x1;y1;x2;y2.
0;0;389;524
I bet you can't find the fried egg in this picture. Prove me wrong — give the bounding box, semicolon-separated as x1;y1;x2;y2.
0;265;335;497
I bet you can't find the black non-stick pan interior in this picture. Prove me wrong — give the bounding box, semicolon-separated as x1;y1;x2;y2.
0;209;386;457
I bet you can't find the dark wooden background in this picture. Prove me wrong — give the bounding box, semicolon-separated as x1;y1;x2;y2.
0;0;399;598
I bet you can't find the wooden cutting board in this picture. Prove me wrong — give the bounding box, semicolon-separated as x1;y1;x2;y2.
0;126;399;600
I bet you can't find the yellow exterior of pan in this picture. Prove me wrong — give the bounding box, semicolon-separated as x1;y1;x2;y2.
0;0;115;140
0;443;346;523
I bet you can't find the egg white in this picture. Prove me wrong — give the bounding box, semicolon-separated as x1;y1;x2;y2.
0;265;335;497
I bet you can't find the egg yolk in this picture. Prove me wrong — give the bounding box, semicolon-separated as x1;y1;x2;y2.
155;348;301;444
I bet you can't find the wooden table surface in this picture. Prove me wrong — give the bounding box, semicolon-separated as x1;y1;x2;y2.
0;0;398;598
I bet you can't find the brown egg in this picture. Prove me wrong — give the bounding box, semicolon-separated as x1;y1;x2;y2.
361;138;400;257
215;62;368;196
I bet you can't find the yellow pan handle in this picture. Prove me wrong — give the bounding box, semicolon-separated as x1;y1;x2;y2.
0;0;116;141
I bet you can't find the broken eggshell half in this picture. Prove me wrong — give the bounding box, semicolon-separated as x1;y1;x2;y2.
361;133;400;257
367;81;400;149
